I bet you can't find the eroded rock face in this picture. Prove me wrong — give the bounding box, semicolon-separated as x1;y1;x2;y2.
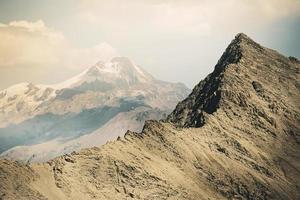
167;33;299;129
0;33;299;200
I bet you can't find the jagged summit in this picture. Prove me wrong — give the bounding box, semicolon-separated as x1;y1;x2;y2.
167;33;299;127
235;32;256;42
214;33;265;72
232;32;262;47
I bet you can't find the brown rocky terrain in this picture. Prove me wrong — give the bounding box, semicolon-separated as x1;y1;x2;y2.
0;33;299;200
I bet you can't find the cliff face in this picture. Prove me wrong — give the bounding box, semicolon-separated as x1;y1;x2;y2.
1;33;299;200
168;33;299;129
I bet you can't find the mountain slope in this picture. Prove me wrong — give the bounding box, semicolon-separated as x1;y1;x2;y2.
2;107;167;162
0;33;299;200
0;57;190;162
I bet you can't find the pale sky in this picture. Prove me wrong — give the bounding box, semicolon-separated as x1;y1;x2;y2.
0;0;299;89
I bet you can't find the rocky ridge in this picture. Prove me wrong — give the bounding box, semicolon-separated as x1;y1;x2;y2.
0;33;299;199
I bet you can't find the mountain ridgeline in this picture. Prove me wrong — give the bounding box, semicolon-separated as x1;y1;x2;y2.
0;57;190;162
0;33;299;199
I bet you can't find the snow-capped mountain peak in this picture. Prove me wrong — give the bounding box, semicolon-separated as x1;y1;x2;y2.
48;57;153;89
0;55;190;161
0;57;153;105
90;62;120;75
93;57;153;82
0;56;189;128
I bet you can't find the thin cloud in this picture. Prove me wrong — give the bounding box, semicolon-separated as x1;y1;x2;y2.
78;0;300;37
0;20;118;89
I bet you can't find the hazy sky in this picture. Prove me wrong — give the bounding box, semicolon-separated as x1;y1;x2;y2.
0;0;299;89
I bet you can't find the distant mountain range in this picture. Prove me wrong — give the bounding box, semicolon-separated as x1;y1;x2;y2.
0;57;190;162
